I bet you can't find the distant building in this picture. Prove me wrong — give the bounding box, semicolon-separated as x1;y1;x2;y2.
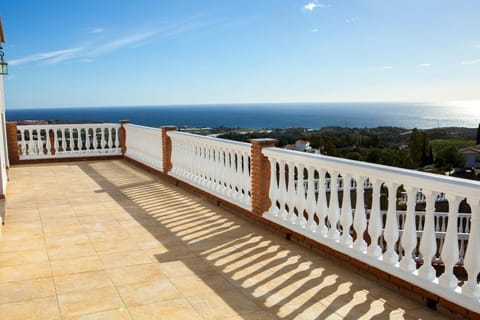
295;140;312;152
458;145;480;169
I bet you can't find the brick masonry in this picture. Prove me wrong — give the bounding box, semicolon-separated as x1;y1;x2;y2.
6;122;19;164
161;126;176;173
250;139;277;216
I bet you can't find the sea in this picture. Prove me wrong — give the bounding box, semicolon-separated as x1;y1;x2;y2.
5;102;480;129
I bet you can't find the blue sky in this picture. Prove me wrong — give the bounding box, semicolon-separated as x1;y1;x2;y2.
1;0;480;108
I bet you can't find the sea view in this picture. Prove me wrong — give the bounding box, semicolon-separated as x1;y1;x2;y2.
6;101;480;129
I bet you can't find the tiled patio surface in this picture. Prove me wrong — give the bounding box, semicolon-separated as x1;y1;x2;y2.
0;160;448;319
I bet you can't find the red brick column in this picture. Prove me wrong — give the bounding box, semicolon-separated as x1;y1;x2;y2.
161;126;176;173
119;120;130;155
49;129;56;155
6;122;19;164
250;138;277;216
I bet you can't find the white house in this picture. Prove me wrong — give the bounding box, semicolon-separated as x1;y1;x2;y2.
459;145;480;169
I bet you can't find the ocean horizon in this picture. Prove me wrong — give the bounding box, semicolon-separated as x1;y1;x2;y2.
5;102;480;130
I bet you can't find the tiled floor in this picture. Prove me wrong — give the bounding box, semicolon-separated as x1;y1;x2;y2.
0;160;449;319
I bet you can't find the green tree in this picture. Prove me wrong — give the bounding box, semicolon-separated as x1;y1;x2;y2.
409;128;432;167
435;146;465;170
476;123;480;145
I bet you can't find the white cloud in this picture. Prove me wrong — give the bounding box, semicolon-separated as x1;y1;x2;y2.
304;2;326;11
89;32;156;56
383;66;393;69
345;17;360;23
419;63;432;67
312;28;319;32
89;28;104;34
9;48;83;66
460;59;480;65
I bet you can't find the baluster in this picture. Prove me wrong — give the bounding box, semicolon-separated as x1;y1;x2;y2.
418;190;439;280
439;195;461;289
286;162;296;223
295;164;307;227
400;186;418;272
367;180;383;257
353;176;367;251
101;128;107;150
45;129;51;156
383;182;400;264
27;129;33;155
327;171;340;240
245;153;251;205
306;166;317;232
19;129;26;156
68;128;74;152
267;157;279;216
315;168;328;236
278;160;288;220
107;128;113;151
340;173;353;245
462;200;480;298
53;129;59;154
36;129;43;155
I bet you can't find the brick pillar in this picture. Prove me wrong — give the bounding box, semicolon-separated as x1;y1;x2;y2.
49;129;56;155
250;138;277;216
119;120;130;155
161;126;176;174
6;122;19;164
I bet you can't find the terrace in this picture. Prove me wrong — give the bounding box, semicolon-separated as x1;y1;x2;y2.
0;121;479;319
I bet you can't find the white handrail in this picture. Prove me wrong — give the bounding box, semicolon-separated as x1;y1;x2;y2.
262;146;480;313
16;123;121;160
168;131;251;210
125;124;163;171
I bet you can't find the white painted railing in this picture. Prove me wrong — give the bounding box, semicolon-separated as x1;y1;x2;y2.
125;124;163;171
168;131;252;211
263;147;480;313
17;124;121;160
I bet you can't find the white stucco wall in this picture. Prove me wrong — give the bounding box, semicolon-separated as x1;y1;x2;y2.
0;75;8;197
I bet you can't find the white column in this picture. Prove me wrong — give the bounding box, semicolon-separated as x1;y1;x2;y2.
439;195;461;290
399;186;418;272
383;182;400;264
327;171;340;240
462;200;480;298
368;180;383;258
418;190;438;280
353;176;367;252
340;173;353;246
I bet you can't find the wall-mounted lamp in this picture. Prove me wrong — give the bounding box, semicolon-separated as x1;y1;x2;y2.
0;46;7;75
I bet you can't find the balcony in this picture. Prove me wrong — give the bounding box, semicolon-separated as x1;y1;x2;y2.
1;121;479;319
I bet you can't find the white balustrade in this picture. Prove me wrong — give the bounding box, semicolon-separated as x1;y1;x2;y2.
262;147;480;313
125;124;163;171
168;131;251;211
17;124;121;160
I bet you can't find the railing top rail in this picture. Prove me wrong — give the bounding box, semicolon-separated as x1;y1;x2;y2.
17;123;120;129
263;147;480;199
168;131;251;152
125;123;162;132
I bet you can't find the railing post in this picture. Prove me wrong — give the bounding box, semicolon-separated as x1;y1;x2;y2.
119;120;130;156
250;138;277;216
161;126;176;174
6;122;19;164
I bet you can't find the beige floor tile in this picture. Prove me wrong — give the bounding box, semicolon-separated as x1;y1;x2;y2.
0;296;61;320
91;238;141;255
0;277;56;304
0;262;52;284
187;289;262;320
0;237;46;253
128;298;203;320
47;243;98;261
57;286;124;318
99;250;154;268
106;263;166;286
169;272;235;297
65;308;132;320
157;257;213;278
51;255;104;276
117;278;182;307
0;248;49;267
54;270;113;295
